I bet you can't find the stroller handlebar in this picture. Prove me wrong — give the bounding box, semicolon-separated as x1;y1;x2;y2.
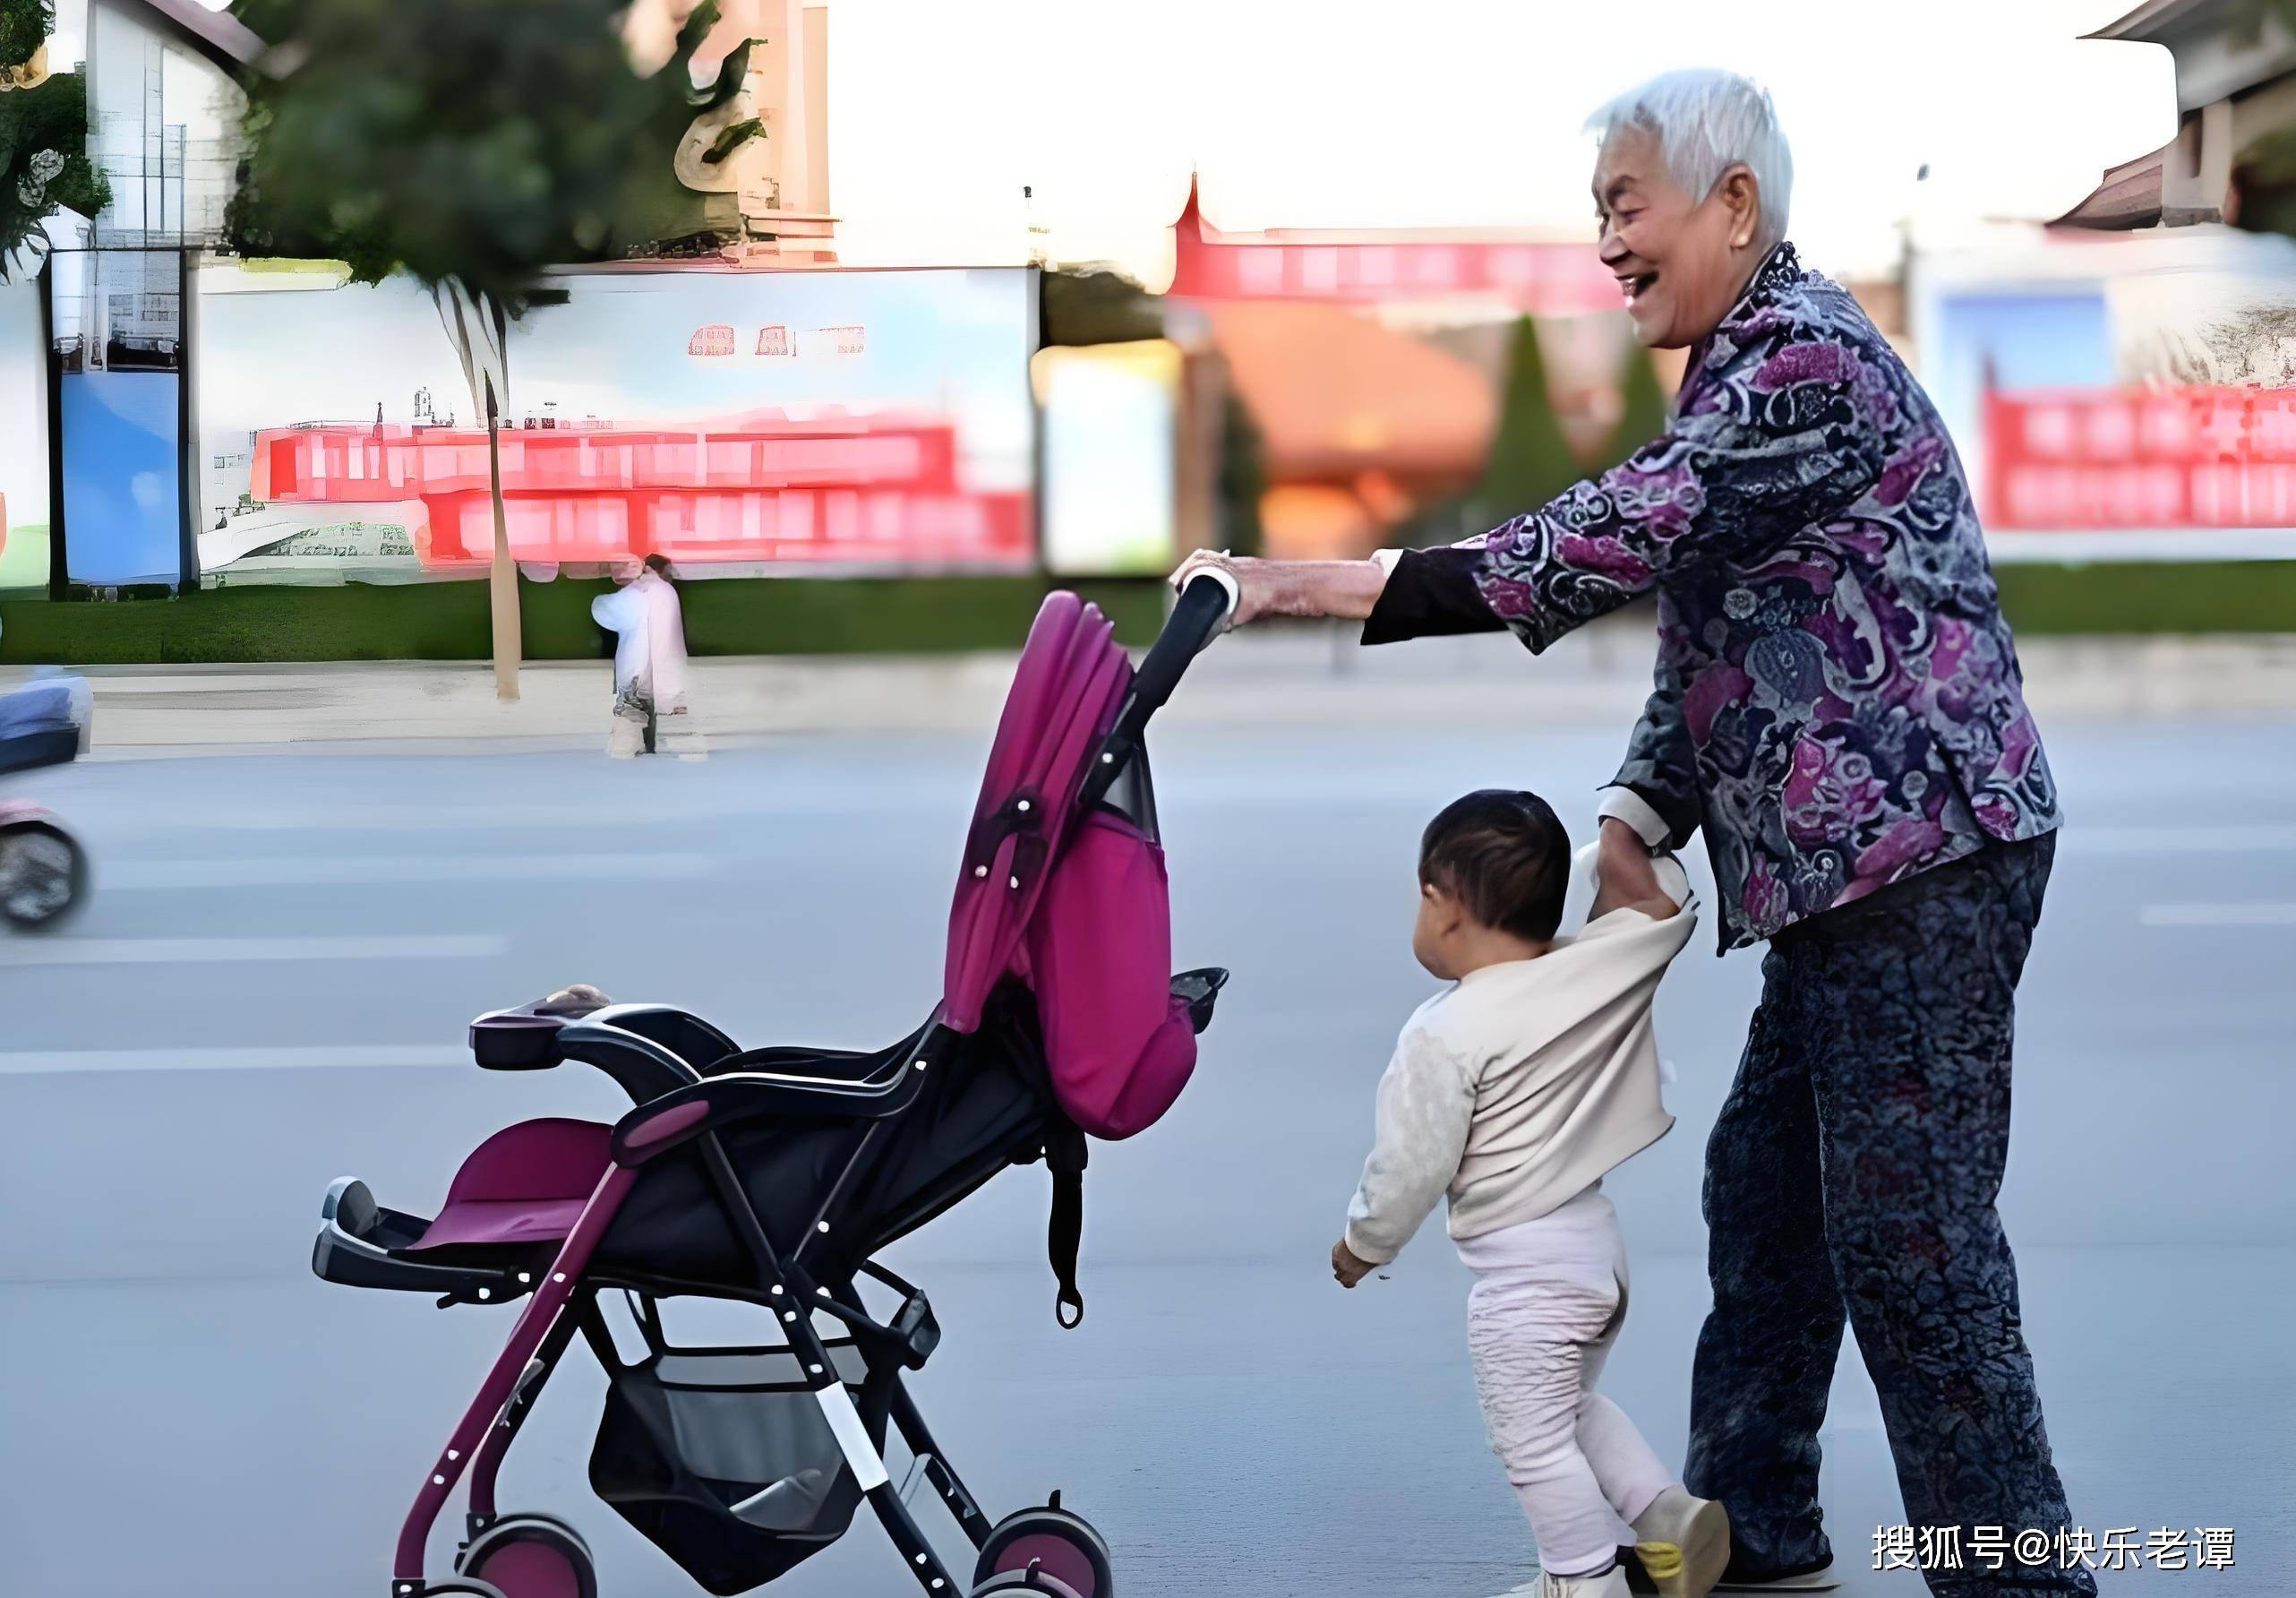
1075;571;1235;814
1184;563;1243;621
1127;570;1238;719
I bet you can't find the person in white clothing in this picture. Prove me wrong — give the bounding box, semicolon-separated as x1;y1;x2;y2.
590;553;699;759
1332;790;1729;1598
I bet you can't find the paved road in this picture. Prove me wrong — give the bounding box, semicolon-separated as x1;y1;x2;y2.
3;706;2292;1596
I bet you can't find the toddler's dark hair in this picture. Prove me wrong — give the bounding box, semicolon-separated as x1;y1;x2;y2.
642;552;673;577
1418;789;1570;944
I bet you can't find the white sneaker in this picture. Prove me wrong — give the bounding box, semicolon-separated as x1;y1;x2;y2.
1495;1561;1632;1598
1628;1485;1732;1598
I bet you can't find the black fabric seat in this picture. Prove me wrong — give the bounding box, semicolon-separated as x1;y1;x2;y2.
593;1001;1052;1291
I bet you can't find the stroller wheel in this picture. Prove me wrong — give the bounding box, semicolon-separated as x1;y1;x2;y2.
973;1498;1112;1598
455;1514;596;1598
970;1570;1084;1598
0;821;85;931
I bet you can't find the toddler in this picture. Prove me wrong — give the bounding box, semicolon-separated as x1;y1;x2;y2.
1332;790;1729;1598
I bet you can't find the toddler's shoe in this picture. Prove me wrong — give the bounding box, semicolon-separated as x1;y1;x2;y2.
1495;1560;1632;1598
1624;1484;1732;1597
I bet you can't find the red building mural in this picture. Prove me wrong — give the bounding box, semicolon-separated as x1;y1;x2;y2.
247;414;1029;568
1986;385;2296;530
1167;177;1620;315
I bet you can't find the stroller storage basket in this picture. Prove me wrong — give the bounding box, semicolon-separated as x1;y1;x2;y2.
591;1341;872;1595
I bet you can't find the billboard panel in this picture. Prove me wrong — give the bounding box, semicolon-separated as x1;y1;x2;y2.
194;264;1037;583
1987;386;2296;539
59;370;181;586
1036;339;1179;577
0;275;47;593
1918;235;2296;560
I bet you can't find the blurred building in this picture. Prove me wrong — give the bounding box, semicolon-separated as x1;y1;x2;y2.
1198;299;1495;558
1161;177;1654;559
9;0;856;597
2061;0;2296;229
52;0;258;374
1879;3;2292;559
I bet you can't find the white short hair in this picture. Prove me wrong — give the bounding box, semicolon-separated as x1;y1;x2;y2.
1586;69;1793;246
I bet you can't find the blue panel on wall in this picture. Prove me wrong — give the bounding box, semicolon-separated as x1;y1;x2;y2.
61;371;182;588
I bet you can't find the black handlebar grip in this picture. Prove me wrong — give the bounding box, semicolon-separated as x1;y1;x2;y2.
1127;571;1238;718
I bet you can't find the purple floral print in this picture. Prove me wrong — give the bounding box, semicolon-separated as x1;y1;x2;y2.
1467;243;2060;948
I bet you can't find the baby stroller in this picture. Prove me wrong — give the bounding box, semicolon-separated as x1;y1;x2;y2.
0;674;93;931
313;574;1241;1598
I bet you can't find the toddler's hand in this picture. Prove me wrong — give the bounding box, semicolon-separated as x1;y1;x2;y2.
1331;1239;1376;1288
1591;817;1683;922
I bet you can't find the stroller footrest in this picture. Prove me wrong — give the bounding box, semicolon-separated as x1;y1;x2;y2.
312;1177;530;1304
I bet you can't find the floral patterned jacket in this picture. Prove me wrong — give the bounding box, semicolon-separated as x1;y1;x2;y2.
1378;243;2060;950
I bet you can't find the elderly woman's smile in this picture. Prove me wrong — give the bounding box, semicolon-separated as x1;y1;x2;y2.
1591;109;1779;350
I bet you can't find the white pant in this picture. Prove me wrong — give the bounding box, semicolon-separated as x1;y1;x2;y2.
606;699;706;760
1457;1183;1675;1578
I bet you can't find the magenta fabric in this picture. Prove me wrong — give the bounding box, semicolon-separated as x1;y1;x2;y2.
942;592;1132;1033
1024;812;1198;1139
404;1118;612;1252
619;1099;709;1155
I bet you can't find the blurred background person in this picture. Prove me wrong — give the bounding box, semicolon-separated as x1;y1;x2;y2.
590;553;698;758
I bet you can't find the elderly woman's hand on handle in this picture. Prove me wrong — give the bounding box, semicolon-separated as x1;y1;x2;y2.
1168;550;1390;629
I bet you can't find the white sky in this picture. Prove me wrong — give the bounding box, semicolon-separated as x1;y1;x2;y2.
139;0;2180;286
821;0;2179;283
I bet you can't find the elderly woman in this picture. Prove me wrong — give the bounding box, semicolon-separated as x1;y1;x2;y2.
1178;71;2090;1598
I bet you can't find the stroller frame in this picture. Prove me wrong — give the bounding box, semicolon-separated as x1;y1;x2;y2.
378;1019;995;1598
338;572;1242;1598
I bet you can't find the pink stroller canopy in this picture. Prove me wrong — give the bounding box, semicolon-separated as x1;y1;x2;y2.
941;592;1132;1033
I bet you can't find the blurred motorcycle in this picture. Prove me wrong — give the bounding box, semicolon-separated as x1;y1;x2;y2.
0;674;92;932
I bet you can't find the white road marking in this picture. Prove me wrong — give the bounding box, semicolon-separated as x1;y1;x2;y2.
2139;903;2296;927
0;1044;471;1075
2074;827;2296;855
102;853;711;890
0;934;507;967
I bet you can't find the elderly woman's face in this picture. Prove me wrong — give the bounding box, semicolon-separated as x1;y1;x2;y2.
1593;126;1762;349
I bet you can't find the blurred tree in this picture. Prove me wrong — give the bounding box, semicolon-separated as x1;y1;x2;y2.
2224;4;2296;234
1591;342;1670;476
1;0;107;277
226;0;304;50
1216;382;1265;559
1041;267;1164;347
225;0;706;699
1396;314;1601;550
1;0;48;77
1471;314;1580;524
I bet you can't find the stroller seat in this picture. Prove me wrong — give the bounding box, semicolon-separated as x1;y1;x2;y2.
391;1029;928;1265
400;1119;613;1256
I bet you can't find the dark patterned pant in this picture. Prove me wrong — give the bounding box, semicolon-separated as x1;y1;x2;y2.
1684;832;2095;1595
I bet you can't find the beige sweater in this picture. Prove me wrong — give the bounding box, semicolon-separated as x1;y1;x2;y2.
1343;901;1696;1265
